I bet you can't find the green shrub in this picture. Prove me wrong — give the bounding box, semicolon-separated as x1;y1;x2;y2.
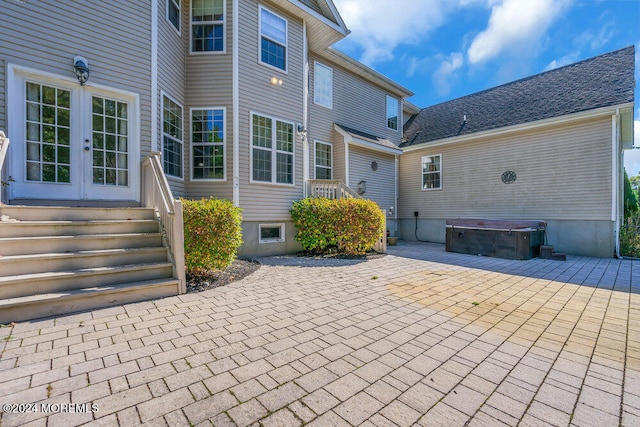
290;197;385;256
621;211;640;258
182;197;243;274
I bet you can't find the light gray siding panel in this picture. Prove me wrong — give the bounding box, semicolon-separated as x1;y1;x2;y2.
158;0;188;197
398;117;614;221
349;146;395;211
237;0;305;221
183;0;234;200
1;0;153;196
307;54;403;149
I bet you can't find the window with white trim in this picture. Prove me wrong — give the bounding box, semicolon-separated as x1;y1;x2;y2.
314;62;333;108
314;141;332;180
191;0;224;52
386;95;398;130
192;108;224;180
260;7;287;71
422;154;441;190
259;223;285;243
167;0;180;32
251;113;294;185
162;95;183;178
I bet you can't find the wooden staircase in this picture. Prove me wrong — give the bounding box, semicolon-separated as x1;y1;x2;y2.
0;205;181;323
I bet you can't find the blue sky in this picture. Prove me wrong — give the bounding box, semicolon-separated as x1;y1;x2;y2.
331;0;640;174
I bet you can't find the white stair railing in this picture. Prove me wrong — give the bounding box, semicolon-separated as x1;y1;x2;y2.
141;152;186;294
307;179;360;199
0;131;9;204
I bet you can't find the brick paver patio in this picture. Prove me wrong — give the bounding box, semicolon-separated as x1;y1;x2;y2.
1;241;639;426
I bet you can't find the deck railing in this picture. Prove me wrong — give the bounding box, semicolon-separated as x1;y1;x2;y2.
307;179;360;199
0;131;9;204
141;152;186;294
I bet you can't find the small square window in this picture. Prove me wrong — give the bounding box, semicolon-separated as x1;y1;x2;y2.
259;224;285;243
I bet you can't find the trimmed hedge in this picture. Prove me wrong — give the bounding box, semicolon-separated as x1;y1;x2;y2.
182;197;243;274
291;197;385;256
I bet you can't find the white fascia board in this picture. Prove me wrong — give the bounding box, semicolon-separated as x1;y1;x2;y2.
334;124;403;155
401;103;635;153
288;0;348;35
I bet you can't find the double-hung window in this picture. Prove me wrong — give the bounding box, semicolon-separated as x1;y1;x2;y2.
260;7;287;71
167;0;180;32
192;108;225;180
314;62;333;108
251;113;294;185
162;95;183;178
191;0;224;52
422;154;441;190
315;142;332;179
386;95;399;130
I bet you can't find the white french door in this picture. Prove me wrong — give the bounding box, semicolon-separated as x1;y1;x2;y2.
8;68;139;201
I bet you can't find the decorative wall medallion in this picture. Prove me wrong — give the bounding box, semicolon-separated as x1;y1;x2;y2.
501;170;517;184
371;161;378;171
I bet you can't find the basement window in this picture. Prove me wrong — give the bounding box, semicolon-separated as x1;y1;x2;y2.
259;223;285;243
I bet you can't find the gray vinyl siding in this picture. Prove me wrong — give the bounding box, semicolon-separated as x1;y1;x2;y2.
1;1;153;153
308;54;403;149
349;146;395;211
237;0;305;222
158;0;188;197
184;0;234;201
398;116;614;221
0;60;5;132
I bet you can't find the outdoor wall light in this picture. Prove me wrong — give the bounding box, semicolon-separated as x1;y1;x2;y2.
270;76;283;86
296;124;308;141
73;56;90;85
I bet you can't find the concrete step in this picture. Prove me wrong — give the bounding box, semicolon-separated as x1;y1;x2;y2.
0;206;156;221
0;278;180;324
0;233;164;256
0;262;174;299
0;219;160;238
0;247;169;276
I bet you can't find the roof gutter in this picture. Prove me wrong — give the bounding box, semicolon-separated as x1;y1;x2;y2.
401;102;635;153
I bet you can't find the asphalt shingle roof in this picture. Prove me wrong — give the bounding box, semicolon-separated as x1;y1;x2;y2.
401;46;635;148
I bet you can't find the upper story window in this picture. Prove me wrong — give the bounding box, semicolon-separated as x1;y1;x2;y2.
192;108;225;180
260;7;287;71
422;154;441;190
162;94;183;178
251;113;294;185
386;95;399;130
191;0;225;52
167;0;180;32
314;62;333;109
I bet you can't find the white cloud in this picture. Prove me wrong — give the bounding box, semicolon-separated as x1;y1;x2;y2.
333;0;453;65
432;53;464;96
544;52;580;71
467;0;572;64
624;120;640;175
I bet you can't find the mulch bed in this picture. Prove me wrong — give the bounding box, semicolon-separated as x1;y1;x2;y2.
186;259;261;293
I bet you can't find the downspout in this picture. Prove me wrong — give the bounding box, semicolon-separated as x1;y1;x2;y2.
302;20;309;197
151;0;158;153
232;0;240;206
613;109;622;258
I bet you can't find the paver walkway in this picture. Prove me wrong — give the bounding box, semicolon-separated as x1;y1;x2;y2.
1;241;639;426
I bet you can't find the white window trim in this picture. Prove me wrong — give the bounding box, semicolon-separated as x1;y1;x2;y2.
190;106;226;181
249;111;296;187
421;154;442;191
259;223;285;244
386;95;399;131
313;61;333;109
258;5;288;74
190;0;226;55
166;0;181;34
314;140;332;179
161;91;184;180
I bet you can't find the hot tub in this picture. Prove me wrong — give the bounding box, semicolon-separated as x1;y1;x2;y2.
445;219;546;260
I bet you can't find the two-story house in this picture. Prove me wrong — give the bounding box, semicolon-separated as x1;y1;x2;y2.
0;0;413;319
